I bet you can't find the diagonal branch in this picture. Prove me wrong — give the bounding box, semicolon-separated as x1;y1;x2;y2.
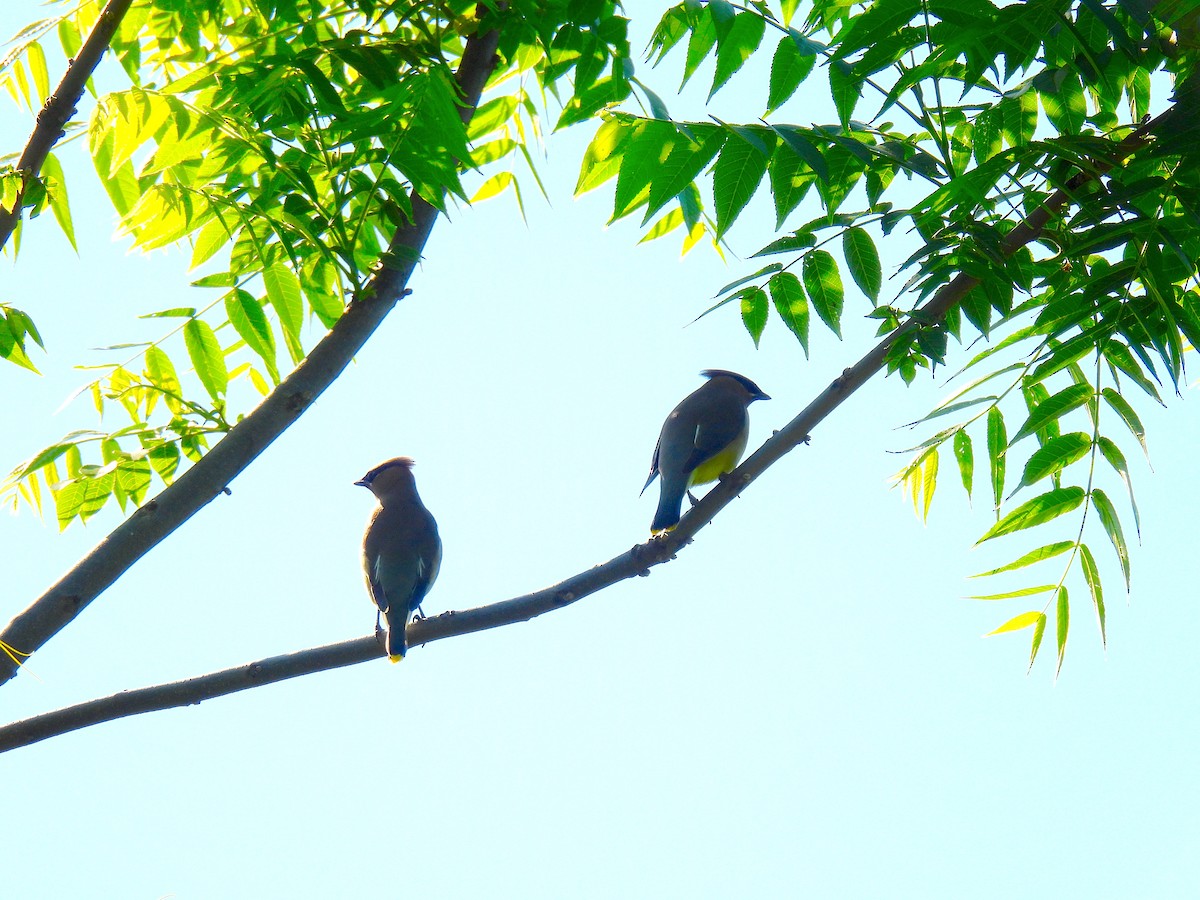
0;17;504;688
0;0;135;251
0;108;1172;753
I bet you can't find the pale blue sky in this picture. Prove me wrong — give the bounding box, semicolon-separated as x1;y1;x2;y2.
2;3;1199;898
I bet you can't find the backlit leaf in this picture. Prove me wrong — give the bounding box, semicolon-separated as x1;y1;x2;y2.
1090;488;1130;592
987;406;1006;511
1055;586;1069;676
802;249;843;338
712;129;768;238
1010;383;1091;444
183;319;227;401
953;430;973;497
1079;543;1106;648
842;227;881;301
766;33;815;112
977;486;1085;542
971;541;1073;578
1015;431;1091;492
1101;387;1147;458
740;287;768;346
985;610;1043;634
768;272;809;356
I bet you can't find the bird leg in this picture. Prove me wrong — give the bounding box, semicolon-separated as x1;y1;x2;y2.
373;613;387;653
686;490;701;507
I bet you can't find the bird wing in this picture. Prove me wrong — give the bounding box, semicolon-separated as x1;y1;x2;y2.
410;533;442;612
682;408;746;475
640;436;662;495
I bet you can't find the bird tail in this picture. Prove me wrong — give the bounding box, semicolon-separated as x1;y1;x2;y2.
385;613;408;663
650;478;685;534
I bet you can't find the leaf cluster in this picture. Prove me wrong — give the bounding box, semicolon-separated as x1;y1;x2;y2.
570;0;1199;670
1;0;633;527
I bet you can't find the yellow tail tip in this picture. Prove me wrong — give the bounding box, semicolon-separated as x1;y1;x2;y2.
388;653;405;664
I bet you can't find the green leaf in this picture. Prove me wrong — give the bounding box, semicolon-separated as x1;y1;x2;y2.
115;456;152;506
226;291;279;384
10;440;75;480
1029;611;1048;670
985;610;1044;633
710;12;765;99
802;249;844;338
1096;436;1140;537
1055;586;1069;676
1010;383;1091;444
971;541;1073;578
639;207;685;244
644;125;727;220
680;5;718;90
712;130;769;239
1103;341;1164;403
1015;432;1091;492
467;96;518;141
953;429;973;498
54;474;113;530
612;120;676;220
190;216;232;270
987;406;1006;511
970;585;1058;601
576;118;629;195
739;287;769;347
919;448;937;521
766;33;815;112
144;346;183;415
1079;543;1106;648
1090;488;1130;592
264;264;304;364
834;0;920;59
148;441;181;484
828;60;862;127
977;486;1086;542
0;308;40;373
768;272;809;356
41;152;76;251
1041;71;1086;134
767;142;817;226
1100;388;1147;458
139;307;196;319
192;273;236;289
753;231;816;258
183;319;227;401
770;125;829;183
842;227;881;301
27;39;49;102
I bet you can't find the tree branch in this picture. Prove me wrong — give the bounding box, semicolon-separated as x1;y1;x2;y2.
0;108;1172;752
0;17;504;688
0;0;135;251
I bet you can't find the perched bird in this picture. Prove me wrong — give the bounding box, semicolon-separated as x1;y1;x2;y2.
356;457;442;661
642;370;770;535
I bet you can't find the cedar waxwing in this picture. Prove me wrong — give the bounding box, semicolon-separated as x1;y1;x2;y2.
641;370;770;535
356;457;442;661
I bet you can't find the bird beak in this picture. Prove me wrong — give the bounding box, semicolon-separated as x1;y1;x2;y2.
757;392;771;401
354;479;369;488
